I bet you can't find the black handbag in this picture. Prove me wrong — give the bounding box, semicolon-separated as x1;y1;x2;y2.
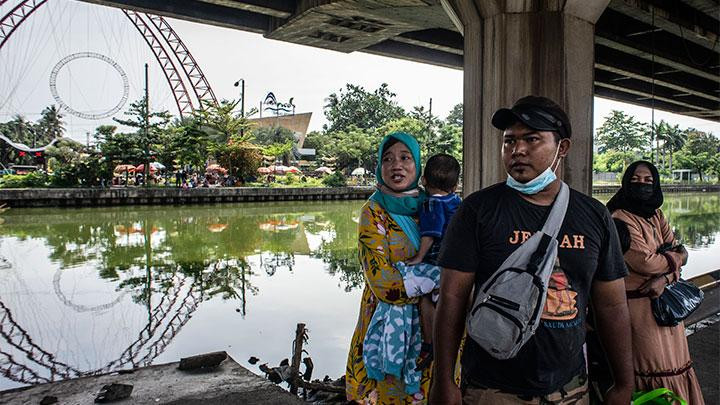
651;280;704;327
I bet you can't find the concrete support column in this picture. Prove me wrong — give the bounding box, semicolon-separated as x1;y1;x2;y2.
444;0;609;195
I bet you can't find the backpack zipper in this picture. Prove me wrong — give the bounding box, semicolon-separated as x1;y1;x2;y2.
488;295;521;311
472;302;525;343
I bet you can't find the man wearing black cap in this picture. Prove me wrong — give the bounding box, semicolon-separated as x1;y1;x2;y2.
430;96;633;404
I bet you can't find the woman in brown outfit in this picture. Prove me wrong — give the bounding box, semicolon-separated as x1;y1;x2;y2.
608;161;704;404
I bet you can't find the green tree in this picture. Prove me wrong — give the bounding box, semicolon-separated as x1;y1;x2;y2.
96;125;142;167
593;150;637;173
596;110;648;169
195;99;253;145
38;105;65;142
166;117;211;171
709;154;720;183
262;141;294;165
253;125;296;146
328;126;377;172
113;96;172;181
7;114;35;147
655;122;686;173
675;130;719;182
212;135;262;181
434;123;463;163
45;138;85;166
301;130;325;152
445;103;463;127
378;117;426;139
323;83;405;133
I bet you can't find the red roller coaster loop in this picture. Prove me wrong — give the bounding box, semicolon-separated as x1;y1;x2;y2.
122;9;195;117
146;14;218;109
0;0;48;50
0;0;218;117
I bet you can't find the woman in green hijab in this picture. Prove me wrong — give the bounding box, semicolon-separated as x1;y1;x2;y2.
346;132;431;404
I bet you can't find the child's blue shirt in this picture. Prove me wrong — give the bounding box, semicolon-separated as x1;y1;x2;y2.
418;192;461;265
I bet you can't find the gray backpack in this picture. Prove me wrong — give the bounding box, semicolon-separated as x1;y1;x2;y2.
467;182;569;360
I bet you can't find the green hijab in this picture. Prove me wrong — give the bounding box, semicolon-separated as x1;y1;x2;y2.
369;132;424;218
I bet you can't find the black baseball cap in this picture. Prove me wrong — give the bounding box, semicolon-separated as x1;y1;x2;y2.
491;96;572;139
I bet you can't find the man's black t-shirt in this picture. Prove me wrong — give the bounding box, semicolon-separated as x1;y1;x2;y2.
437;182;627;396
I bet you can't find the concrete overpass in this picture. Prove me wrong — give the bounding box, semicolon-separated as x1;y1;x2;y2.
80;0;719;193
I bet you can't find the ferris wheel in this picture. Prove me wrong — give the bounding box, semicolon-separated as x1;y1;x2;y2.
0;0;217;139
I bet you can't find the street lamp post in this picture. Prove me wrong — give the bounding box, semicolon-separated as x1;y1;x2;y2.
234;79;245;137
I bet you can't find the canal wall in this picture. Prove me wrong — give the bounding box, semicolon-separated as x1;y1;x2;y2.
0;184;717;208
592;184;720;194
0;186;376;208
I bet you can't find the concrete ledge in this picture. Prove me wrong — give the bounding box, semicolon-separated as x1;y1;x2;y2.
0;353;304;405
592;184;720;194
0;186;376;208
0;184;717;207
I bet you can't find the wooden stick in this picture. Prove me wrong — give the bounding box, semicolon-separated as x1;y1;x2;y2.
289;323;305;395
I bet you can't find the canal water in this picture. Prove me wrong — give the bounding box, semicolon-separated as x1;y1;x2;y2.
0;192;717;390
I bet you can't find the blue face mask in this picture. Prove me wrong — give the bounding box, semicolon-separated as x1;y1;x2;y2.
506;143;562;195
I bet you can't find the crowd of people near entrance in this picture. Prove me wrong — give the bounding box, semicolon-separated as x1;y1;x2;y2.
346;96;705;404
111;168;239;188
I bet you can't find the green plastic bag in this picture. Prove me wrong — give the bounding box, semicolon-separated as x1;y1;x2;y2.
632;388;687;405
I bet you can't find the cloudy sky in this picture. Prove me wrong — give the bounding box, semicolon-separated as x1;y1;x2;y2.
0;0;716;144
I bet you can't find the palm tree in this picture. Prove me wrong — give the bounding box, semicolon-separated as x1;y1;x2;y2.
38;105;66;143
664;125;687;174
8;115;34;146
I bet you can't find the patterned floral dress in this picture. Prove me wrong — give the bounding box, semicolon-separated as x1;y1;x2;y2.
346;200;432;404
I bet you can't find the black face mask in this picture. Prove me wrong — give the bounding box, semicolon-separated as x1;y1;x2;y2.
628;182;654;201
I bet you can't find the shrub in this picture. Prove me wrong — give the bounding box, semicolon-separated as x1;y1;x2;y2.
0;172;49;188
322;171;347;187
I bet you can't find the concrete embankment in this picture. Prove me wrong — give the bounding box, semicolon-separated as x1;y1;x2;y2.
0;186;375;208
592;184;720;194
0;184;718;208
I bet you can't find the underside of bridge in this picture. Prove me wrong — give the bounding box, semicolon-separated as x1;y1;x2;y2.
79;0;718;193
79;0;719;121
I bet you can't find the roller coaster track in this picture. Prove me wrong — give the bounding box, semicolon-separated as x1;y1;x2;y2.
145;14;217;109
122;10;195;117
0;0;218;117
0;274;203;385
0;0;47;50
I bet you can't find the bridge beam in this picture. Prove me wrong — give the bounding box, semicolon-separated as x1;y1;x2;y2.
80;0;271;33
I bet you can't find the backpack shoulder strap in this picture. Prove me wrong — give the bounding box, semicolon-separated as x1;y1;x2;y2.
540;182;569;239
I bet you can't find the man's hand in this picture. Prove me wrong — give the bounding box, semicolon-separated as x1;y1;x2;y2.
429;379;461;405
604;383;633;405
432;269;474;405
405;254;422;265
638;275;667;298
591;278;634;403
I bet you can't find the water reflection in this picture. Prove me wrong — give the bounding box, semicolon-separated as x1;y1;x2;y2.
0;194;716;389
662;194;720;248
0;202;365;388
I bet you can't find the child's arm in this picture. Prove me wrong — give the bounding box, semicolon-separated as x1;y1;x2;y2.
405;236;435;265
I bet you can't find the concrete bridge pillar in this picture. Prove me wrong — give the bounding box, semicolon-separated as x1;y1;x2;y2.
444;0;610;195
